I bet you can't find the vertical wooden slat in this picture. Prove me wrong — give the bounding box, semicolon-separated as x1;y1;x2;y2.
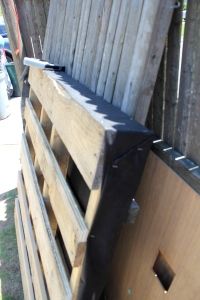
15;199;35;300
112;0;144;107
163;2;183;146
72;0;92;80
175;0;200;165
103;0;131;103
67;0;83;75
96;0;122;97
150;53;166;138
90;0;113;92
79;0;105;87
122;0;175;125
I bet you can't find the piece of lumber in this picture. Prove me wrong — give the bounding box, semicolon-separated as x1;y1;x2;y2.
17;172;48;300
175;0;200;165
90;0;113;92
122;0;175;124
70;189;102;298
163;2;183;146
104;0;131;103
79;0;105;87
96;0;122;97
67;0;83;75
24;98;88;267
72;0;92;80
112;0;144;107
20;134;72;300
15;198;35;300
28;67;105;189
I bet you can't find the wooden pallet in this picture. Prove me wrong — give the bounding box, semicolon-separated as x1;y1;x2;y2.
16;67;152;299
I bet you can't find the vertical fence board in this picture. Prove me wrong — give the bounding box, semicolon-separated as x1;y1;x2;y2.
163;2;183;146
112;0;144;108
103;0;131;103
90;0;113;92
96;0;122;97
175;0;200;160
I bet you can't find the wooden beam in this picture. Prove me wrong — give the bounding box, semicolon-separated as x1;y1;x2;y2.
121;0;175;124
15;198;35;300
20;134;72;300
17;172;48;300
28;67;105;189
24;98;88;267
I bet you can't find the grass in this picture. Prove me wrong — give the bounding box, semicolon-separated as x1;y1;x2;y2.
0;189;23;300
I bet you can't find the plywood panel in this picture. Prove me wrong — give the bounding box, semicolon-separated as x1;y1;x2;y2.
108;152;200;300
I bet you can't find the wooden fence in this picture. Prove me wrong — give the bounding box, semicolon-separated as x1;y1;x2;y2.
43;0;175;125
148;0;200;166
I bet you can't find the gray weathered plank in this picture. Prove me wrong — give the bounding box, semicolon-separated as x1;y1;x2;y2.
104;0;131;103
112;0;144;107
96;0;122;97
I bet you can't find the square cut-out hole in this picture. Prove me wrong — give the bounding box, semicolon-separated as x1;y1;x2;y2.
153;252;175;292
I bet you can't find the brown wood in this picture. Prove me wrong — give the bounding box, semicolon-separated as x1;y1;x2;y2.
108;152;200;300
163;2;183;146
175;1;200;162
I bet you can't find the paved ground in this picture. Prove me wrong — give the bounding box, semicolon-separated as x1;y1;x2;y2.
0;97;23;299
0;97;22;194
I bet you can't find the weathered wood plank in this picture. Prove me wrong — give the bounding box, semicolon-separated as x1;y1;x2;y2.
134;0;175;124
59;0;75;67
28;68;105;189
67;0;83;75
79;0;105;87
15;198;35;300
163;3;183;146
20;134;72;300
122;0;174;124
112;0;144;107
25;98;88;267
175;0;200;166
90;0;113;92
104;0;131;102
17;172;48;300
72;0;92;80
96;0;122;97
42;0;55;60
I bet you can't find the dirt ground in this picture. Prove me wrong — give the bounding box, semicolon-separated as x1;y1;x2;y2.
0;189;23;300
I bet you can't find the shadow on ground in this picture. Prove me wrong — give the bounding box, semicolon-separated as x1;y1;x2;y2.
0;189;23;300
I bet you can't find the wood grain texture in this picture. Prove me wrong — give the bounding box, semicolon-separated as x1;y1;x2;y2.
108;152;200;300
96;0;122;97
15;198;35;300
122;0;174;124
24;99;88;267
20;134;72;300
17;172;48;300
79;0;105;87
112;0;144;107
175;0;200;165
28;67;105;189
72;0;92;80
163;3;183;146
104;0;131;103
90;0;113;92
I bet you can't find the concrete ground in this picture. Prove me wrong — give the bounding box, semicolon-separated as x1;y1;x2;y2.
0;97;22;194
0;97;23;299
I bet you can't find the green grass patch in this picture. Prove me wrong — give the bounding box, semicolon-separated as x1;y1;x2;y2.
0;189;23;300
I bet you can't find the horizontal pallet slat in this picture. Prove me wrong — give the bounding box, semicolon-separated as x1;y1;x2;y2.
15;198;35;300
17;172;48;300
28;67;105;189
25;98;88;267
20;134;72;300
